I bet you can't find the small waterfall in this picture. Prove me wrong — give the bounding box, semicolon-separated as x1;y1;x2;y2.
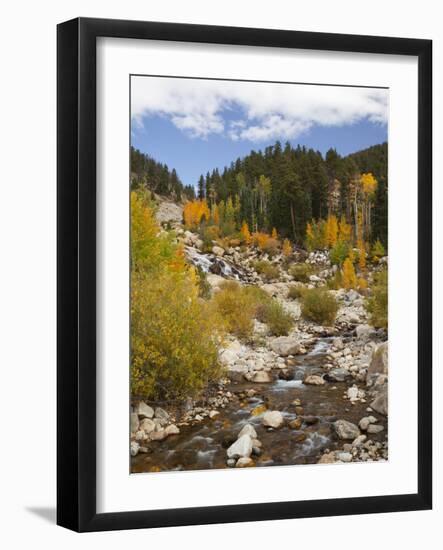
185;246;248;281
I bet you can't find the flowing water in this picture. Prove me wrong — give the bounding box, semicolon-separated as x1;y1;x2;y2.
131;339;384;473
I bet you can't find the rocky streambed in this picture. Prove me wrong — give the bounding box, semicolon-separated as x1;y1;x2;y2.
131;224;388;473
131;336;388;473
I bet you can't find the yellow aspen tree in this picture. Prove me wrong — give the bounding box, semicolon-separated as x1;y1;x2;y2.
338;215;352;243
342;257;357;289
271;227;278;239
241;221;252;244
326;215;339;247
282;238;292;257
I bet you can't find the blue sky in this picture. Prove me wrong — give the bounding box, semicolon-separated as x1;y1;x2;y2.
131;77;388;187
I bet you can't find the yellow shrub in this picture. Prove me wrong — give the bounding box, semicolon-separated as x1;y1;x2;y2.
301;288;338;326
342;257;357;289
131;271;224;400
282;238;292;257
212;281;257;339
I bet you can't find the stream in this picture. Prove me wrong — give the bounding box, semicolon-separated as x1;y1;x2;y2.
131;338;384;473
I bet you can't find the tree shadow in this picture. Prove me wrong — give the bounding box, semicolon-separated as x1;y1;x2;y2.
26;507;56;524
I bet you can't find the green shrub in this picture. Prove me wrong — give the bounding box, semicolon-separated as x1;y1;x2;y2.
366;269;388;328
288;263;313;282
287;285;305;300
330;240;350;266
371;239;386;263
256;300;294;336
195;266;212;299
301;288;338;326
252;260;280;281
326;270;343;290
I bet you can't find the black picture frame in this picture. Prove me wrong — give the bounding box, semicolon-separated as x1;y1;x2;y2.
57;17;432;532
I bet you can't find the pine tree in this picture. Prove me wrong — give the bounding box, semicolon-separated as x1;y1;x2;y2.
197;175;205;200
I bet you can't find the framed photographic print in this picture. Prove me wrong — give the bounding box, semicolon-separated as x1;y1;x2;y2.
57;17;432;532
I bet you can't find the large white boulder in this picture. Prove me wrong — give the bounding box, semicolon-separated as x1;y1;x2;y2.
227;434;253;459
135;401;154;419
262;410;284;429
270;336;301;357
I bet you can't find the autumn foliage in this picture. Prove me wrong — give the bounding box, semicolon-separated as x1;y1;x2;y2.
131;191;224;400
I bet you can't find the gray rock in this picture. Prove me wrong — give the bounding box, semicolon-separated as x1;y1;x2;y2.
355;324;376;340
358;415;377;430
136;401;154;419
227;434;253;459
130;412;140;433
367;341;388;386
154;407;170;422
370;387;388;416
352;435;367;447
367;424;385;434
270;336;301;357
336;451;353;462
334;419;360;440
130;441;140;457
262;410;284;429
325;368;349;382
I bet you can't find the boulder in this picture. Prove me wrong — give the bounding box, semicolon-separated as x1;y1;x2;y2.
367;424;385;434
324;368;349;383
358;416;377;431
212;245;225;257
347;386;359;400
336;451;353;462
270;336;301;357
238;423;258;439
355;324;376;340
140;418;156;434
334;419;360;440
227;434;253;459
370;387;388;416
130;413;140;433
154;407;170;422
352;435;367;448
135;401;154;419
262;410;284;429
367;341;388;386
249;370;272;383
165;424;180;436
130;441;140;457
206;273;226;291
304;374;325;386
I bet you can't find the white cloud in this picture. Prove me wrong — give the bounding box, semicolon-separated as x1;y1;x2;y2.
131;77;388;142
